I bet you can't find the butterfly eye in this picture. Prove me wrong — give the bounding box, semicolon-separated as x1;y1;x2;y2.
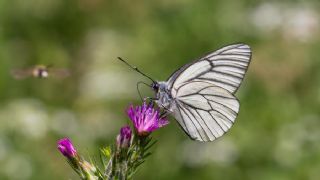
151;83;159;91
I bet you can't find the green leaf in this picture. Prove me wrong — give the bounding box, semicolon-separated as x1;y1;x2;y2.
101;146;112;159
144;140;157;152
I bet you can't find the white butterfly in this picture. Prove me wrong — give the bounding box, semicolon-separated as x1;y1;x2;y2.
120;43;251;142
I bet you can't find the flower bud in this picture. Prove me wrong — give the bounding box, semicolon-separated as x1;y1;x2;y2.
57;138;77;158
116;126;132;148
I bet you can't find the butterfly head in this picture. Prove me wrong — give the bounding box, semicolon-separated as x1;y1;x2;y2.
151;81;168;92
151;82;159;92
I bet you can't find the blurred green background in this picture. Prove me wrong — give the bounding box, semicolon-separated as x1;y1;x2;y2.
0;0;320;179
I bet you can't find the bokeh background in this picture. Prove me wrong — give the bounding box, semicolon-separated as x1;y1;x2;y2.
0;0;320;179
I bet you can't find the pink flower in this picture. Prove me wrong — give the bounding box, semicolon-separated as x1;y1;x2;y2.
127;102;169;136
57;138;77;158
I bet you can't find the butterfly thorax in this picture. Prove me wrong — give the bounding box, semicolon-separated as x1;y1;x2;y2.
33;66;49;78
154;81;174;112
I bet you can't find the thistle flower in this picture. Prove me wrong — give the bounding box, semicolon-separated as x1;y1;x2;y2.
127;102;169;136
57;138;77;158
116;125;132;148
58;102;168;180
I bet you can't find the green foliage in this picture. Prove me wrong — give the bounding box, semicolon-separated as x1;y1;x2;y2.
64;135;156;180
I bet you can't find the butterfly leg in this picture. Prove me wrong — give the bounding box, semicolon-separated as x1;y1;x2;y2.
136;81;156;102
158;104;173;118
143;97;159;107
160;109;172;119
136;81;144;102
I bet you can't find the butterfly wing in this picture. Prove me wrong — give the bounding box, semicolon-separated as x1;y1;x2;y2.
10;68;34;79
172;81;239;141
166;44;251;141
48;68;71;78
168;43;251;94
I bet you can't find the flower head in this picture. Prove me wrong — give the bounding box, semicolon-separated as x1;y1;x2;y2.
57;138;77;158
116;125;132;148
127;102;169;136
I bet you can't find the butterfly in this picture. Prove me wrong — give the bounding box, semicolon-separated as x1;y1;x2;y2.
119;43;251;142
11;65;70;79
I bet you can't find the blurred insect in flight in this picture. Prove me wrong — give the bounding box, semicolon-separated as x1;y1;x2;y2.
11;65;70;79
118;43;252;142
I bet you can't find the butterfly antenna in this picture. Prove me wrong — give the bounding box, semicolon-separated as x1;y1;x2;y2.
117;57;156;83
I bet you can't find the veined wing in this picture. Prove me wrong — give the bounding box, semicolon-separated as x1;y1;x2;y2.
49;68;71;78
172;81;239;141
168;44;251;95
11;68;33;79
